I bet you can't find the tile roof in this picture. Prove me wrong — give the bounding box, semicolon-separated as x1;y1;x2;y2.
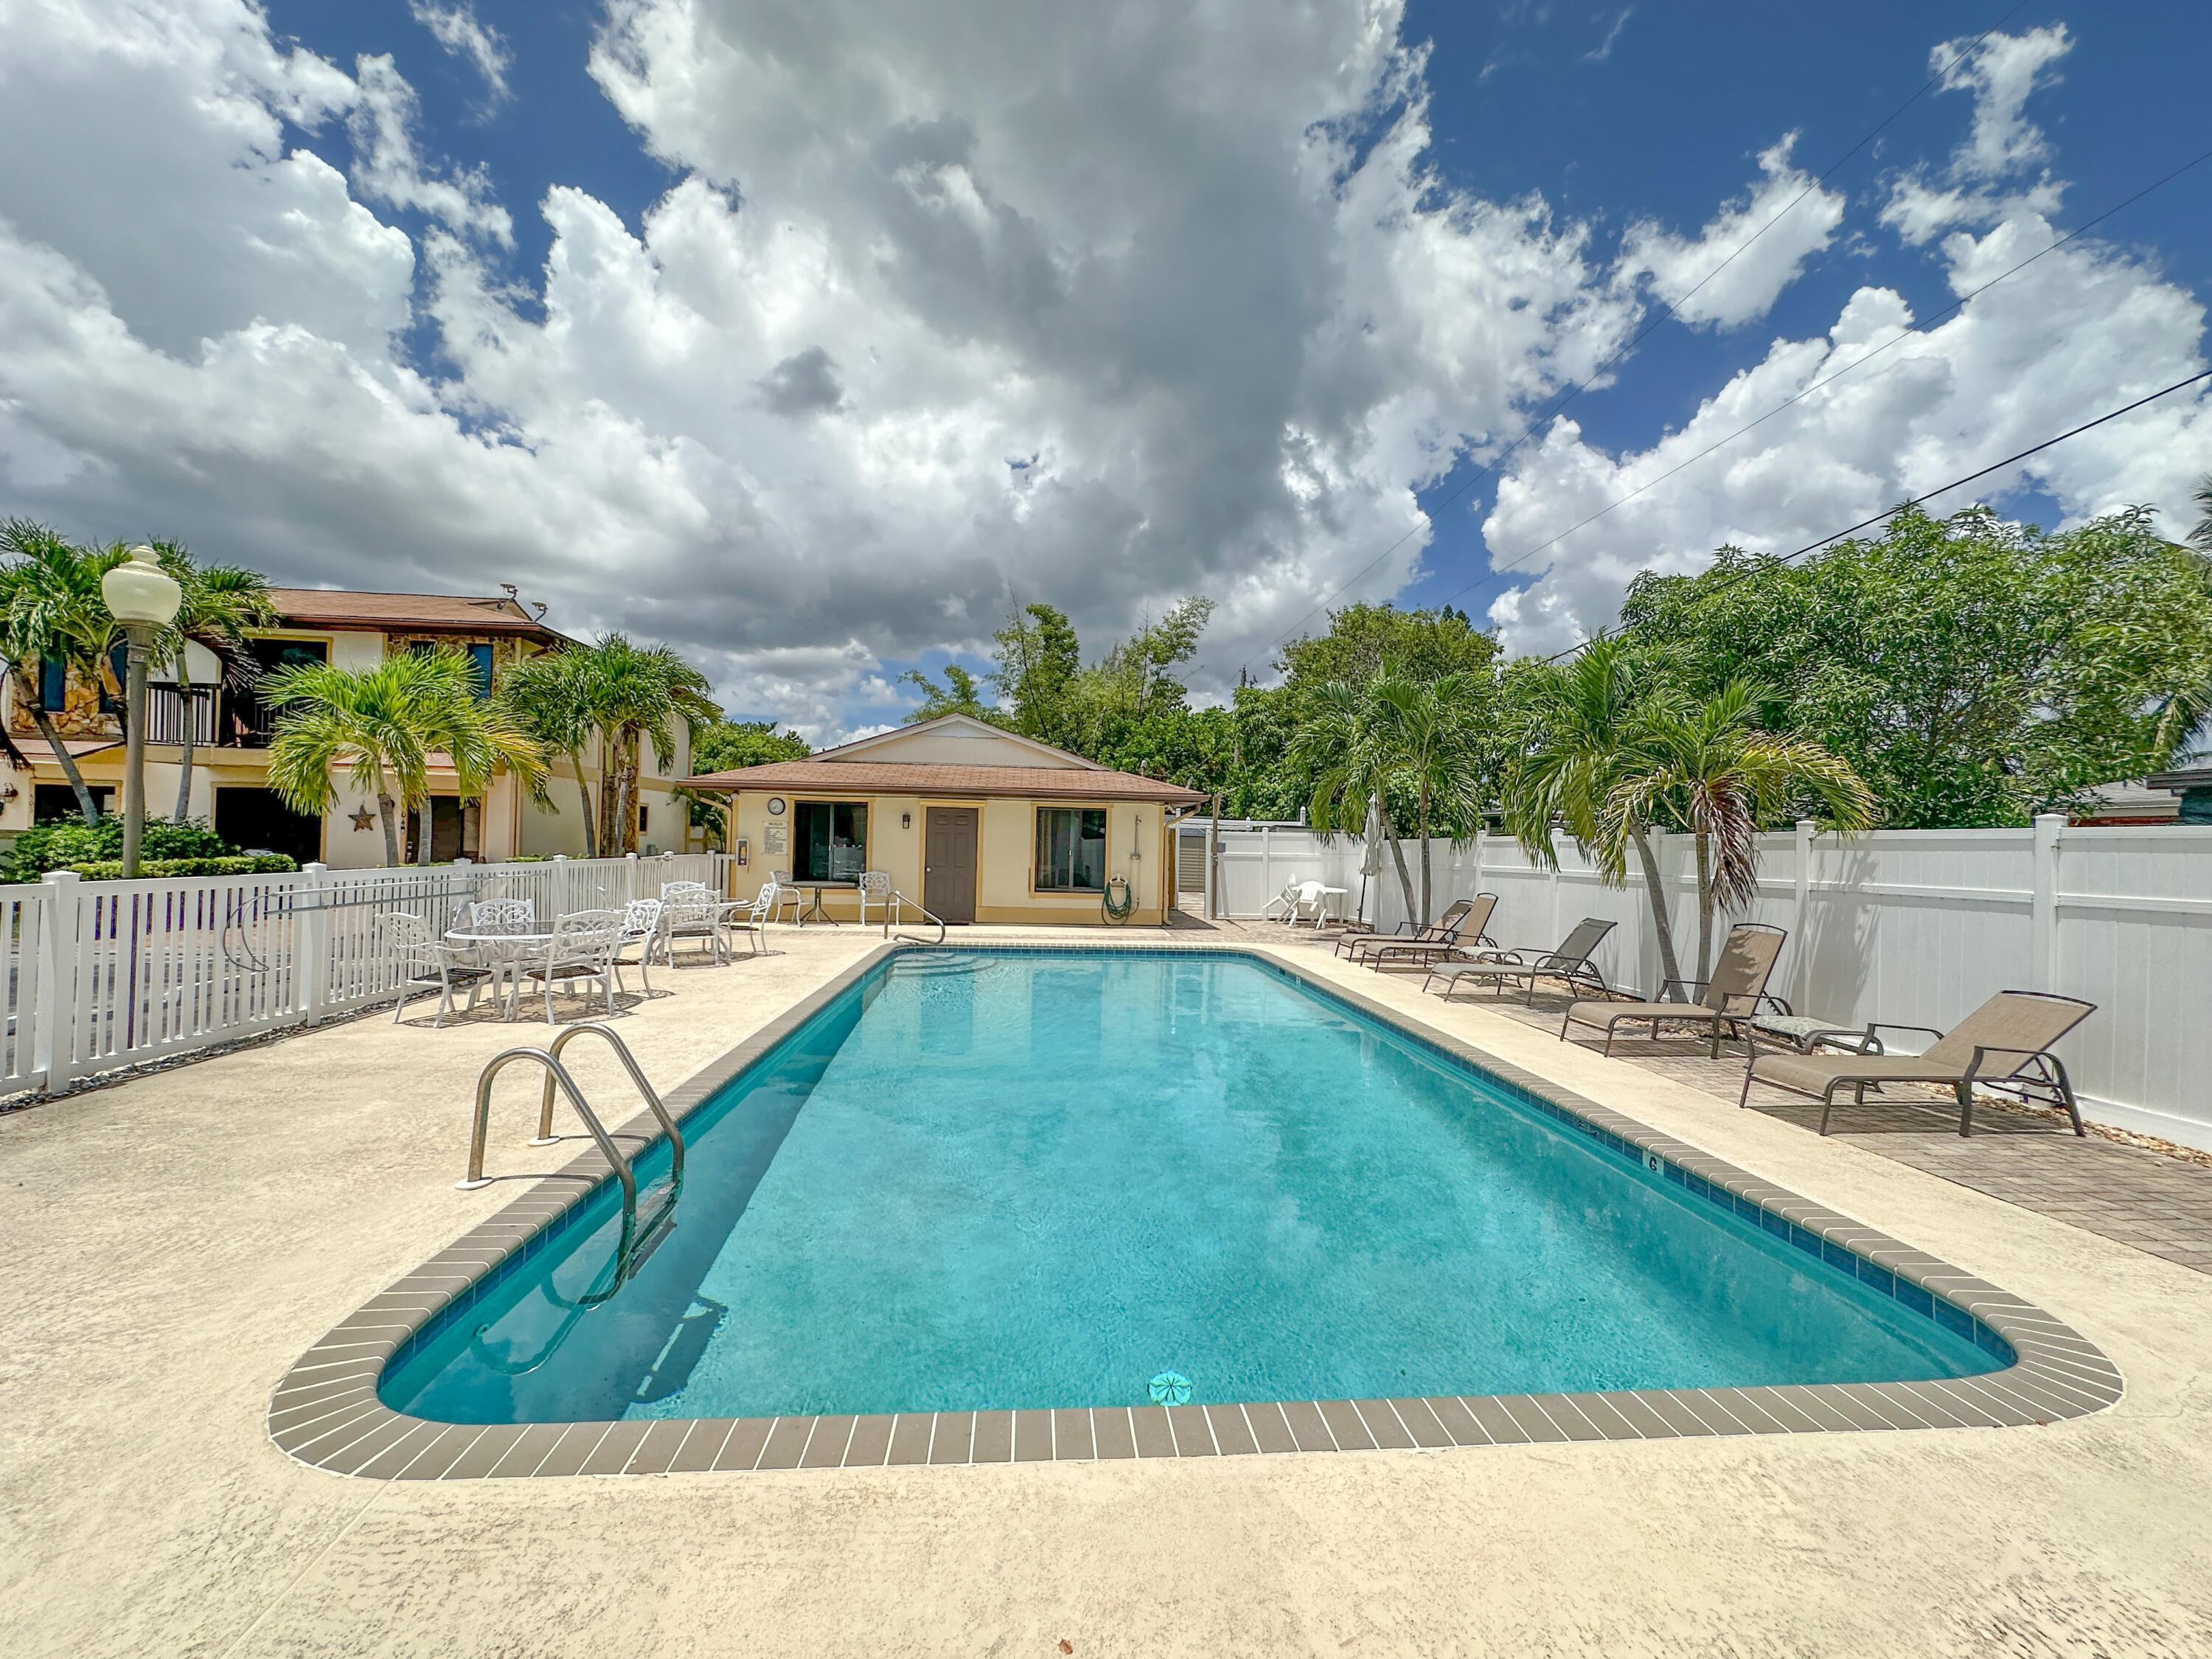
265;589;566;640
682;759;1206;804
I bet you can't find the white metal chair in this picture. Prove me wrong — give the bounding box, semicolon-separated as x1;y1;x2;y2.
380;913;491;1028
661;888;731;966
612;897;664;996
468;897;535;936
759;870;802;925
857;869;902;928
721;886;775;958
517;911;625;1021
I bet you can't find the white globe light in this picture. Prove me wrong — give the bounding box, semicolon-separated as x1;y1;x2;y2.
102;545;182;627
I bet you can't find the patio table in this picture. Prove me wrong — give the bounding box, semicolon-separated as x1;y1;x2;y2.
445;928;556;1021
791;883;851;925
1310;886;1349;927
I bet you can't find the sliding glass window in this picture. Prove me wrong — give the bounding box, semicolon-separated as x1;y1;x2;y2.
1035;807;1107;891
793;801;868;881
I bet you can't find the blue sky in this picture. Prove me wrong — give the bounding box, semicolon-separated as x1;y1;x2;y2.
4;1;2209;737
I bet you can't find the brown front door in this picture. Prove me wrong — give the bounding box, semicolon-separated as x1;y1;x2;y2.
923;807;978;923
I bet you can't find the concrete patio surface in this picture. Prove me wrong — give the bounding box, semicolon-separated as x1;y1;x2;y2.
4;923;2211;1658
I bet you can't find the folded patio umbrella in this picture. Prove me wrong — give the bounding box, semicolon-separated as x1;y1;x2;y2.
1355;793;1385;928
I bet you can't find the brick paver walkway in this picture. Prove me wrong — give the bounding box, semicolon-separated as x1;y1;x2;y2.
1180;909;2212;1276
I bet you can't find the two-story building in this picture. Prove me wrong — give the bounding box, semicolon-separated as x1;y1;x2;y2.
0;588;703;866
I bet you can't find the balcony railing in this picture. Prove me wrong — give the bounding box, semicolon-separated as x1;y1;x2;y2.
143;685;219;747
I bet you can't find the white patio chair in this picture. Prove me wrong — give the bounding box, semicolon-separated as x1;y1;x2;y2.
468;897;535;936
517;911;625;1021
857;869;901;928
721;885;775;959
759;870;802;925
1265;880;1328;926
661;888;731;966
612;897;664;996
379;913;491;1028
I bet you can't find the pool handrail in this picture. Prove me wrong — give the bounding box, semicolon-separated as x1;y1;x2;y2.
457;1024;685;1304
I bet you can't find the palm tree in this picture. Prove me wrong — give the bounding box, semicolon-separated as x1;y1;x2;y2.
1295;674;1422;923
1503;638;1688;987
2189;473;2212;552
1506;641;1878;992
1293;658;1487;925
0;520;125;824
263;649;547;867
571;636;719;855
1605;679;1877;984
148;541;278;821
498;647;604;857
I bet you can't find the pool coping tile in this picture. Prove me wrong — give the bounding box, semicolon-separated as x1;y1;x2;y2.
270;937;2123;1479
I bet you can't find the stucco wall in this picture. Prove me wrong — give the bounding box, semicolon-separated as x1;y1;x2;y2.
725;787;1173;925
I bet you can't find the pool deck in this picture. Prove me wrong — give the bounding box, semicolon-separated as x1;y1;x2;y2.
7;925;2212;1656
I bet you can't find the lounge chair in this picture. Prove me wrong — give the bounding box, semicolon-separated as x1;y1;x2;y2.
1559;922;1790;1058
1337;895;1479;959
1739;989;2096;1136
1349;895;1498;970
1422;917;1616;1006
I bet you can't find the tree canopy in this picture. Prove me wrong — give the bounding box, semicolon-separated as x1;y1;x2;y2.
1613;505;2212;826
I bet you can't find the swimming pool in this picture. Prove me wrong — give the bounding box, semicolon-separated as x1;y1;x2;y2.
379;947;2007;1427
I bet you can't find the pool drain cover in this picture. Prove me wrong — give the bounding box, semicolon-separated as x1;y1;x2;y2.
1149;1371;1192;1405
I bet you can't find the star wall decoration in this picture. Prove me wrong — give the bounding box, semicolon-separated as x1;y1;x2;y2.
349;807;378;832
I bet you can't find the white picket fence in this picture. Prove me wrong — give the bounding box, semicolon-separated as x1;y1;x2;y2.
0;852;730;1096
1200;818;2212;1151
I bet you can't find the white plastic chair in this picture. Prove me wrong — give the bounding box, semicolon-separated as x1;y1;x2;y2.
1264;880;1328;925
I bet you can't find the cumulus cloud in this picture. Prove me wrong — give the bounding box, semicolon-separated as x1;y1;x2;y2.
1941;24;2070;181
1;0;1649;733
348;53;513;243
409;1;511;105
1484;29;2212;653
1616;133;1846;328
0;4;2203;739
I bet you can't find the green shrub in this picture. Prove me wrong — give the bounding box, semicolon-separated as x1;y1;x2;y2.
61;854;299;881
6;816;240;882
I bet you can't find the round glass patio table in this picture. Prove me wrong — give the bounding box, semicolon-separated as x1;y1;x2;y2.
445;928;556;1021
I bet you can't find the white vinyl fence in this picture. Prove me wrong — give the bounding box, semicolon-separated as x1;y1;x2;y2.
0;851;730;1096
1199;818;2212;1151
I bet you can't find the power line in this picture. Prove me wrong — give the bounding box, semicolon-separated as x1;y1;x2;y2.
1423;138;2212;617
1529;364;2212;667
1235;0;2028;676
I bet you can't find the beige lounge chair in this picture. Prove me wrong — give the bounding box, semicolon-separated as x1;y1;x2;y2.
1739;989;2096;1136
1423;917;1615;1005
1340;896;1476;961
1349;894;1498;970
1560;922;1790;1059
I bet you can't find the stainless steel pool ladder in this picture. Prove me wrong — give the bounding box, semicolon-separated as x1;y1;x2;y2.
458;1023;686;1299
880;887;947;945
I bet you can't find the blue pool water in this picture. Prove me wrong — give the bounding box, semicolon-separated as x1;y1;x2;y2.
383;950;2001;1422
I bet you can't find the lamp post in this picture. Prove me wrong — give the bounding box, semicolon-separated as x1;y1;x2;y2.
100;546;182;880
